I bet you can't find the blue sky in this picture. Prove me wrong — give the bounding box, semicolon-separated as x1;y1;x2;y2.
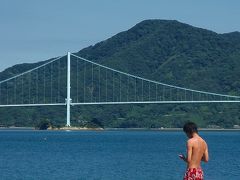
0;0;240;71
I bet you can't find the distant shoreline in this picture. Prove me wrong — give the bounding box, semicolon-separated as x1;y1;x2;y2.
0;127;34;130
104;128;240;131
0;126;240;131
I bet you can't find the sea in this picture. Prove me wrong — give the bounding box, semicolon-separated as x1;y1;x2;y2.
0;130;239;180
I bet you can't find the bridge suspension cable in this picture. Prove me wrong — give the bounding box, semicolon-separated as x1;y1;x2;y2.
70;53;240;104
0;56;67;107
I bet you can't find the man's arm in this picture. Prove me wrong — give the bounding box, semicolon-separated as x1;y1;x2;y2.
201;143;209;163
179;140;193;163
186;140;193;163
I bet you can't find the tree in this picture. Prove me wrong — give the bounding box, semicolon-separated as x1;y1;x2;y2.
36;119;51;130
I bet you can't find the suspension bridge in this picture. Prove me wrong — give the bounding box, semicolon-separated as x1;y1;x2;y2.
0;52;240;126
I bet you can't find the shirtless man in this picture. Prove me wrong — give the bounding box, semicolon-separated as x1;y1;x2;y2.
179;122;209;180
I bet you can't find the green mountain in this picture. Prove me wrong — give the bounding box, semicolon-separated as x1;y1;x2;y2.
1;19;240;128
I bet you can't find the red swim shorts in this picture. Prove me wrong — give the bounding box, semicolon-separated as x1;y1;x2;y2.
184;167;204;180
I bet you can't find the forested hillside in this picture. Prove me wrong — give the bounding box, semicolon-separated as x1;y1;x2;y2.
1;19;240;128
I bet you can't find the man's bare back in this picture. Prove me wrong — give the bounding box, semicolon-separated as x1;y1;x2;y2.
186;133;208;168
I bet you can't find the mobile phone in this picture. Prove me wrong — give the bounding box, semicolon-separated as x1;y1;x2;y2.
178;154;184;159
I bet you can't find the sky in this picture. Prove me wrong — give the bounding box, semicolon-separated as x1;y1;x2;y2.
0;0;240;71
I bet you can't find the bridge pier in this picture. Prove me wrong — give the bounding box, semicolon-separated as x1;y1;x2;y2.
66;52;71;127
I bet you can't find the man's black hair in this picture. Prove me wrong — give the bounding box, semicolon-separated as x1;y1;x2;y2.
183;122;198;134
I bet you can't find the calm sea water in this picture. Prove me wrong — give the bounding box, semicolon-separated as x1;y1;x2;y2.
0;130;239;180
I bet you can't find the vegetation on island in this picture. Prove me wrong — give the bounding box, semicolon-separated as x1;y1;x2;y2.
1;19;240;129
